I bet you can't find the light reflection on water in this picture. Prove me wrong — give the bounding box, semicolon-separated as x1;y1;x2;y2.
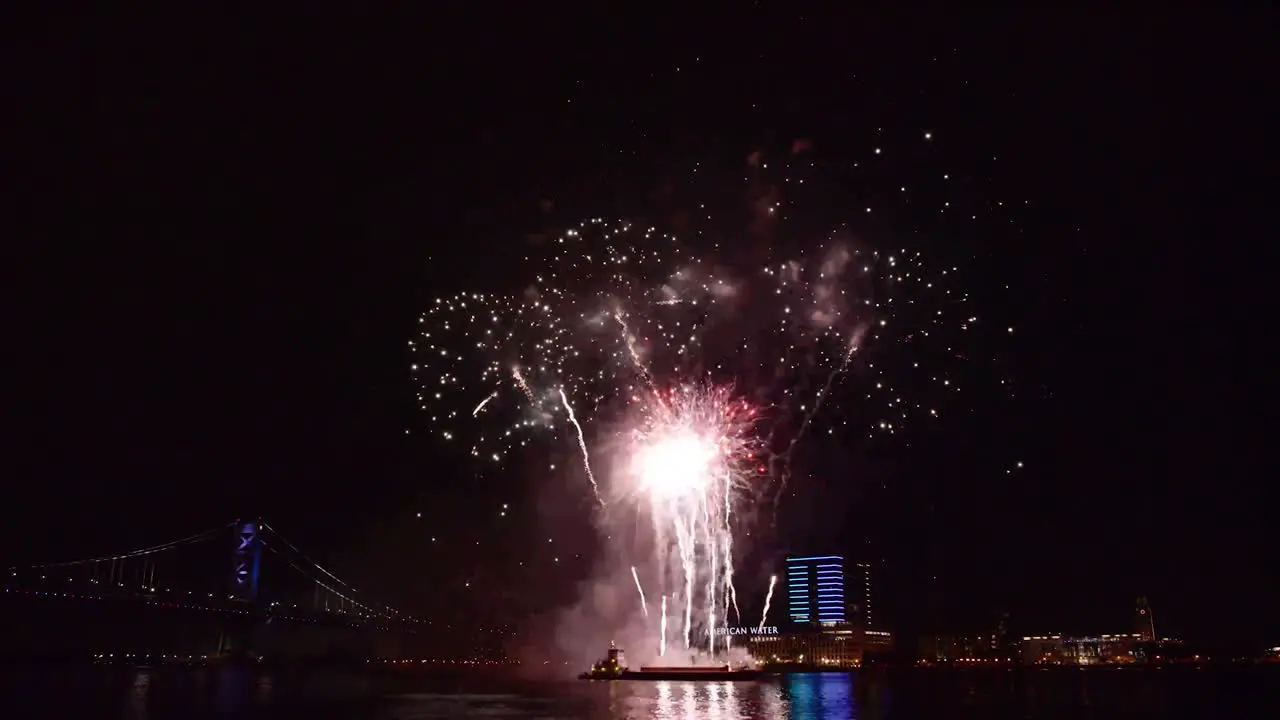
122;666;279;719
6;664;1269;719
646;677;794;719
784;673;855;719
126;670;149;720
382;674;850;719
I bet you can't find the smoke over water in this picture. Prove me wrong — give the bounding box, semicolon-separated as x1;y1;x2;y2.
552;559;659;667
542;516;758;675
512;462;763;679
510;516;662;677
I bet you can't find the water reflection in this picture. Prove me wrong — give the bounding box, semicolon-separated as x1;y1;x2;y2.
654;680;671;714
126;670;150;720
48;663;1244;719
651;681;741;719
784;673;856;720
642;676;851;719
213;666;251;714
255;674;274;704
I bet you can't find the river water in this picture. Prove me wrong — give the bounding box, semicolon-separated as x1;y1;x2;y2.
1;664;1275;718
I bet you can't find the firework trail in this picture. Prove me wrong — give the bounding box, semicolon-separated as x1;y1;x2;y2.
723;480;741;625
659;595;668;657
676;517;694;650
613;309;657;393
758;574;777;631
472;392;497;416
512;365;535;403
622;383;760;658
706;512;718;652
559;387;603;507
630;566;649;618
773;325;868;501
413;217;965;482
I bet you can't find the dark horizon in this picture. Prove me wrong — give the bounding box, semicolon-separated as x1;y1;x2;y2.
4;8;1272;651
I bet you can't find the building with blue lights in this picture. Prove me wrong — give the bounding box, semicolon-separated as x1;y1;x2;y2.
724;555;891;666
786;555;846;625
786;555;875;628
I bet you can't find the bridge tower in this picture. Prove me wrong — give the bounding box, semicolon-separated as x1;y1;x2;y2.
229;520;262;602
218;520;263;657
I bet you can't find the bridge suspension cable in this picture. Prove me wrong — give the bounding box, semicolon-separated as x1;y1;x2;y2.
8;518;412;623
9;521;236;570
259;522;351;589
260;522;406;618
261;543;384;617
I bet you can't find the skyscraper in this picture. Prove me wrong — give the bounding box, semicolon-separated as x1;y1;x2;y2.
852;562;874;628
786;555;847;624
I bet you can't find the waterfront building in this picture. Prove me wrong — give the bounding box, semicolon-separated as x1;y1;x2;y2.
785;555;875;627
786;555;845;624
921;633;1010;662
1019;633;1150;665
729;624;893;667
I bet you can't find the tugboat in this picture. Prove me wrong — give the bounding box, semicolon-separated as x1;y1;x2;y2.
578;642;627;679
578;643;767;681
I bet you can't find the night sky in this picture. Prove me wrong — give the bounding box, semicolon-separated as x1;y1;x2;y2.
5;9;1272;650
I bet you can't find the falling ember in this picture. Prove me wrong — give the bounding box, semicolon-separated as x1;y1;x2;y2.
631;566;649;618
559;387;603;507
758;574;777;631
512;365;534;403
724;479;741;625
775;324;869;499
623;382;760;658
659;595;668;657
472;391;497;416
414;210;989;485
613;309;656;393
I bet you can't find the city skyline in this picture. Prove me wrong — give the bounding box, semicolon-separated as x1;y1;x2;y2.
7;516;1243;656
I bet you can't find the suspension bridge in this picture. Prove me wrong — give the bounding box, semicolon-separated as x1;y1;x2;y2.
2;519;474;662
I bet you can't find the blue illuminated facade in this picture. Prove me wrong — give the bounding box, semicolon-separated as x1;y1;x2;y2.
786;555;846;624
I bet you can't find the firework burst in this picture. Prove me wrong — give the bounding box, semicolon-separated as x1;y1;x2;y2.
411;144;1002;659
616;383;760;654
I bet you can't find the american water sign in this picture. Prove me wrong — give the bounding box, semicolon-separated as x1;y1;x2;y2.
714;626;780;636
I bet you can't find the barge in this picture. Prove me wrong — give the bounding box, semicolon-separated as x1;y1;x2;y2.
578;643;766;681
